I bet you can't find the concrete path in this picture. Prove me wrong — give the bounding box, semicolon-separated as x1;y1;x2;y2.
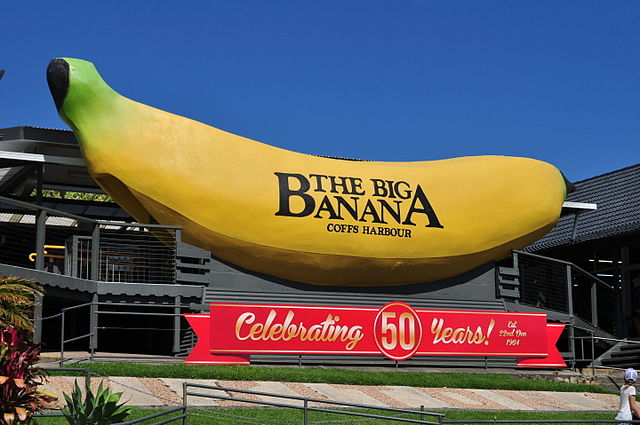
41;376;619;412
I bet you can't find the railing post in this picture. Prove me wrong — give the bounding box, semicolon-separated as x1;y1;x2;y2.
91;224;100;281
60;310;65;368
591;332;596;380
182;382;188;425
90;294;98;361
303;398;308;425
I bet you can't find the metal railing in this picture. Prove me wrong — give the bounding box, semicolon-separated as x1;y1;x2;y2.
35;300;195;365
183;382;445;425
29;367;636;425
498;251;621;369
36;304;95;366
0;195;179;285
511;251;616;334
37;404;186;425
443;419;640;425
114;407;187;425
572;331;640;372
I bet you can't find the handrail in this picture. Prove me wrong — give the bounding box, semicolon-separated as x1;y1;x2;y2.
514;250;614;290
64;332;94;344
185;382;444;424
186;390;441;424
569;326;640;372
189;390;441;424
113;407;186;425
514;249;576;267
61;302;94;312
35;312;62;321
573;334;640;346
0;194;181;230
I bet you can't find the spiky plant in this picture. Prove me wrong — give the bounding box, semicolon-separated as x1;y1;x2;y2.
62;380;131;425
0;277;44;335
0;328;53;425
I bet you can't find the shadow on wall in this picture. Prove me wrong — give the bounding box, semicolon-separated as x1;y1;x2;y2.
210;257;497;296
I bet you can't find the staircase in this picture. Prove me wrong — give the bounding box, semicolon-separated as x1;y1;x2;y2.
596;340;640;369
177;328;197;357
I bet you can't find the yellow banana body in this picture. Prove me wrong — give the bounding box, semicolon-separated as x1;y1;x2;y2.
48;58;567;286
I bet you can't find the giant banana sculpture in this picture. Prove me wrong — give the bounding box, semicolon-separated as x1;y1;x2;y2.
47;58;568;286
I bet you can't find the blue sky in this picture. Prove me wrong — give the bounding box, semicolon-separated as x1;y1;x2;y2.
2;1;639;182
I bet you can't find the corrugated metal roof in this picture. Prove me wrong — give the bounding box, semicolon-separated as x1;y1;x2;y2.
528;163;640;251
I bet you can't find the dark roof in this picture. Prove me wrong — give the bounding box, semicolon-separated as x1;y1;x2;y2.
0;126;76;144
528;163;640;252
0;126;98;194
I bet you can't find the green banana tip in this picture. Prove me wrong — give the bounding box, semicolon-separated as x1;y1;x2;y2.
47;57;102;112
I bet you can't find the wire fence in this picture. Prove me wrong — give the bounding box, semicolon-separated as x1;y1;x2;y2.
99;225;176;284
514;251;616;336
0;195;179;284
518;253;569;313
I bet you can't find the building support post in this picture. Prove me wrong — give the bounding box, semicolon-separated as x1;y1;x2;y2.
91;224;100;281
35;212;46;271
591;280;598;327
621;246;631;337
174;229;181;283
33;186;47;343
173;295;181;355
566;264;576;370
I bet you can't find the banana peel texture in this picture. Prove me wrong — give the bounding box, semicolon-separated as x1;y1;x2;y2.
47;58;568;287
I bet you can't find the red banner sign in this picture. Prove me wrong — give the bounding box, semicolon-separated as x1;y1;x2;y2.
185;302;565;367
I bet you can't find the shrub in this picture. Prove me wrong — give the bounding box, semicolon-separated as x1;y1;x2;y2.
62;380;131;425
0;328;53;425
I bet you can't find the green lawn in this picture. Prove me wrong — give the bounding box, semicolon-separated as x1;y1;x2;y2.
39;363;616;424
37;407;616;425
52;362;613;394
